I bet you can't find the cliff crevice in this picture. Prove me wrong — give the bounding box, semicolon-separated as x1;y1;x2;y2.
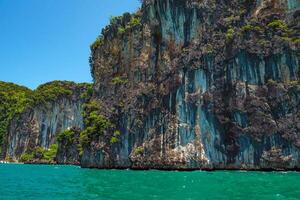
84;0;300;170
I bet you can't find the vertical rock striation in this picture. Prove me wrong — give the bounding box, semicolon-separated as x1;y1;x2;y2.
6;99;83;160
83;0;300;170
4;81;89;162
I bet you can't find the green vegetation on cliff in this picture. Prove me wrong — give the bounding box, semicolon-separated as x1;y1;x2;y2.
0;82;33;154
80;100;113;146
58;127;82;151
117;15;141;35
0;81;91;156
32;81;73;104
79;98;124;147
90;37;103;51
133;146;144;155
110;130;121;144
20;144;58;163
111;76;128;85
32;81;91;105
57;129;78;145
43;144;58;161
91;13;142;52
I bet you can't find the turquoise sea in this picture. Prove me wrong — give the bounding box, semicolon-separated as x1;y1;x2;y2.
1;164;300;200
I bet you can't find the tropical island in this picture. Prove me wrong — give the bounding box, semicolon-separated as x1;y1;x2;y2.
1;0;300;172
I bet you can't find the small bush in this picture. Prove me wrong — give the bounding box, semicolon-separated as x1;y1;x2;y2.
225;28;234;41
34;147;46;159
43;144;58;161
118;27;126;35
241;24;252;32
110;136;119;144
113;130;121;137
267;20;289;32
20;153;34;162
258;39;269;46
90;37;102;51
117;16;141;36
5;156;14;162
110;130;122;144
57;129;76;145
111;77;128;85
128;17;141;27
241;24;263;33
134;146;144;155
110;16;118;24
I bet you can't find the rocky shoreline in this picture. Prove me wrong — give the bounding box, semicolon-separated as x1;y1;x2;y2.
4;160;300;172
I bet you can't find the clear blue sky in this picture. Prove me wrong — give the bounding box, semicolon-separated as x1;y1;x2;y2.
0;0;141;89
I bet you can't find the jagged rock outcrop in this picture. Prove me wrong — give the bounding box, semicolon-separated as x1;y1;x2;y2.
4;81;89;163
82;0;300;170
56;127;82;165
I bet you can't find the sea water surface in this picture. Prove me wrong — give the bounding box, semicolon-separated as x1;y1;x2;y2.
1;164;300;200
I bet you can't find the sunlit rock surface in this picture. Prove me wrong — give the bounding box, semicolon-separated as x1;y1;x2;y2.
82;0;300;170
5;83;87;163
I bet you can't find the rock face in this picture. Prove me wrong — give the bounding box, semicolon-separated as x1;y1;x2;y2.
56;127;81;165
287;0;300;10
83;0;300;170
5;82;88;162
6;99;82;160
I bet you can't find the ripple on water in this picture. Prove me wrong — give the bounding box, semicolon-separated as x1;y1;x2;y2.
1;164;300;200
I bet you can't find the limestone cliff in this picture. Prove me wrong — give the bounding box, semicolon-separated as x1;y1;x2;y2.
3;81;90;163
82;0;300;170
